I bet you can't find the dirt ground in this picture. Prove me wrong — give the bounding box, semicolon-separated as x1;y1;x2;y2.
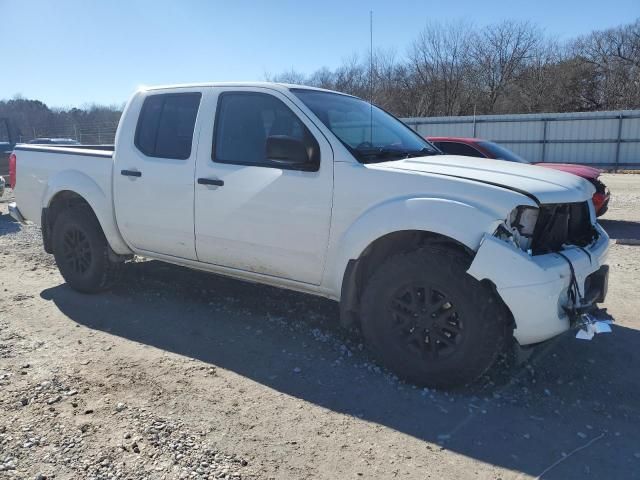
0;173;639;480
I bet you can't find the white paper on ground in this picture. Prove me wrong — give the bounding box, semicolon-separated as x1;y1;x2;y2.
594;321;612;334
576;328;595;340
575;315;613;340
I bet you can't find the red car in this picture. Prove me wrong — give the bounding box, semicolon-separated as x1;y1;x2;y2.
428;137;610;216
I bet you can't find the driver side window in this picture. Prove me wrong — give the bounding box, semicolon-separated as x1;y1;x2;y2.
212;92;319;169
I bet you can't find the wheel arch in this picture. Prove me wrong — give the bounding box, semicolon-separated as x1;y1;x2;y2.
339;229;515;339
43;174;131;255
329;196;511;329
327;196;503;295
338;229;475;329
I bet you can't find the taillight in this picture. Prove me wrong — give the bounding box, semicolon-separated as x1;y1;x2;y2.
8;152;16;188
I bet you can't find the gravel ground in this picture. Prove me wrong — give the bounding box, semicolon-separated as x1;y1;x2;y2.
0;173;639;480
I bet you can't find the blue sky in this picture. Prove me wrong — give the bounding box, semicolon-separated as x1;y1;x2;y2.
0;0;638;107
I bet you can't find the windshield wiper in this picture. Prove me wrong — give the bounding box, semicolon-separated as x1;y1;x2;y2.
356;147;438;163
406;147;440;158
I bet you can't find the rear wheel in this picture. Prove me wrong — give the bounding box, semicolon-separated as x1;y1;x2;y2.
52;208;122;293
360;245;512;389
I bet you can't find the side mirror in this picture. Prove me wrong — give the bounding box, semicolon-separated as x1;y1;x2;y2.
266;135;313;170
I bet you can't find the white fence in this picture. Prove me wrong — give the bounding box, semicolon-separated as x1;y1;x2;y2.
403;110;640;169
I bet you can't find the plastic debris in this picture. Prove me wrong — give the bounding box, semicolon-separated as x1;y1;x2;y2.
575;310;614;341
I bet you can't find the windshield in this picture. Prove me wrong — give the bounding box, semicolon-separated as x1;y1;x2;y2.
291;89;439;163
478;141;530;164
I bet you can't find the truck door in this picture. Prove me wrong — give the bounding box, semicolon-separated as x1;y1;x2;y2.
194;87;333;285
113;90;202;260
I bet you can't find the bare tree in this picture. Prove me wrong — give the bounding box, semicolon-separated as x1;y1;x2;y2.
469;20;541;113
308;67;336;89
261;18;639;117
409;21;474;116
572;19;640;109
264;69;308;85
509;39;562;112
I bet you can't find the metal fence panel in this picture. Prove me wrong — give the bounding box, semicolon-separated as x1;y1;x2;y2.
622;117;640;138
403;110;640;169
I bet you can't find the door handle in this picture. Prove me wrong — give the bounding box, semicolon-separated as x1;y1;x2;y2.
197;178;224;186
121;169;142;177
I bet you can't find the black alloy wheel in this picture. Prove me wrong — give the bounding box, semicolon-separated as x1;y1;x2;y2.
389;284;463;359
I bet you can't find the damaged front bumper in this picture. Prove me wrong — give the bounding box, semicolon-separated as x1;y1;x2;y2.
467;223;611;345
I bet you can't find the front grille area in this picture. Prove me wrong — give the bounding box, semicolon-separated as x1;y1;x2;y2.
531;201;597;254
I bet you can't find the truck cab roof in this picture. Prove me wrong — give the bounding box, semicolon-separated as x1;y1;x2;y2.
141;82;351;97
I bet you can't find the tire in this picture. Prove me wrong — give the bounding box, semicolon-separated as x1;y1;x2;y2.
360;245;512;389
52;208;122;293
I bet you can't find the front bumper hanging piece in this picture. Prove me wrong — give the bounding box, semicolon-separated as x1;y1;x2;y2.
575;308;614;341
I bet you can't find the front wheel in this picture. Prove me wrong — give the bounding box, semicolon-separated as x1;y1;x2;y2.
52;208;122;293
360;245;512;389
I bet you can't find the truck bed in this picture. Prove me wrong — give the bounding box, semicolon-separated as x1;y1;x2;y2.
12;144;115;227
15;144;114;155
3;144;113;179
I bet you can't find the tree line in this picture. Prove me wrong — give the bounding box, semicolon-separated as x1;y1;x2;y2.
0;97;122;144
269;18;640;117
1;17;638;144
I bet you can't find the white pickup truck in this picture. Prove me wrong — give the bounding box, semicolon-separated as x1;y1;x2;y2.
9;83;611;388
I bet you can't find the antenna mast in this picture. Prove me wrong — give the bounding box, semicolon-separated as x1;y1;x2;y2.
369;10;373;144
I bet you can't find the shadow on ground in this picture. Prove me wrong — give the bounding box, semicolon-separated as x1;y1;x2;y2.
0;211;20;235
600;219;640;241
39;260;640;479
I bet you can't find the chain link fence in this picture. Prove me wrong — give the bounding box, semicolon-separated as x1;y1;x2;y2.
17;122;118;145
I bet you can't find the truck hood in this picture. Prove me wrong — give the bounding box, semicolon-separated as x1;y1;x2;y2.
373;155;595;205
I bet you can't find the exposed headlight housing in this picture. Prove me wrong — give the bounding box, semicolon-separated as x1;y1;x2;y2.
496;206;539;252
509;206;539;237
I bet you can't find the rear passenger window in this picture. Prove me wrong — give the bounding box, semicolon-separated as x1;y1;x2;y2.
135;93;201;159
